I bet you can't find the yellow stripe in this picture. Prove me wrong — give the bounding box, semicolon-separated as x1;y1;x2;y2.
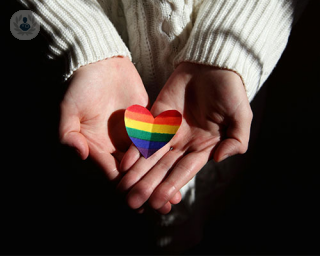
125;117;180;134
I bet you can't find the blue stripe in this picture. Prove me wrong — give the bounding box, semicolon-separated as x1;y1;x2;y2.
130;137;167;149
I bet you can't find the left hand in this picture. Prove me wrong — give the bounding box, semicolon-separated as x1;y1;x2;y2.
59;57;149;181
117;62;253;214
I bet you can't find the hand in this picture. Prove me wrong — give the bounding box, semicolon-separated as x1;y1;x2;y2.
118;62;253;214
59;57;148;181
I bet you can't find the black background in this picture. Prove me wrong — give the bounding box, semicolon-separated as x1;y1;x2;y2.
3;0;320;254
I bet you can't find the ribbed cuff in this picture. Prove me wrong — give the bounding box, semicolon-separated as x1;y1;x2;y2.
174;0;295;102
19;0;131;80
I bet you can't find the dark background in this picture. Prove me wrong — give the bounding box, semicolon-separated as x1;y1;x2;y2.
3;0;320;254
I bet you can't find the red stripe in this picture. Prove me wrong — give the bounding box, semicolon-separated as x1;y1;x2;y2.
126;105;152;116
126;105;182;125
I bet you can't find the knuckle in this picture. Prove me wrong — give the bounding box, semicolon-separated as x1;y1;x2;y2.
175;161;191;176
157;160;173;171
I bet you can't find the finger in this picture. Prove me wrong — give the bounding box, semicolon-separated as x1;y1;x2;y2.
119;144;141;172
89;145;121;181
116;143;173;193
135;206;145;214
148;151;208;210
156;201;172;215
61;132;89;160
59;106;89;160
60;116;121;181
135;202;171;215
125;149;183;210
214;111;252;162
213;138;244;162
169;191;182;205
112;151;126;164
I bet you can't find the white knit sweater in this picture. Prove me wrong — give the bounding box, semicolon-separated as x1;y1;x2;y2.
19;0;301;102
18;1;306;244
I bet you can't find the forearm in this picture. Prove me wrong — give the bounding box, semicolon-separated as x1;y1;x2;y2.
18;0;131;80
174;0;305;102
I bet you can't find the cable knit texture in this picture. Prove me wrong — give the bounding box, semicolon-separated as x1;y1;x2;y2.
18;0;299;102
18;0;304;249
174;0;297;101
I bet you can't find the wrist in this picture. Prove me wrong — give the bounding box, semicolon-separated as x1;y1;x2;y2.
72;56;135;82
176;61;244;87
178;61;241;77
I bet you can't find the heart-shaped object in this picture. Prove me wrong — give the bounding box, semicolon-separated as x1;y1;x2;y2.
125;105;182;158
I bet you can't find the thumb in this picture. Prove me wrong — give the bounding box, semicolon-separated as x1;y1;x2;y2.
214;112;252;162
213;138;247;162
59;105;89;160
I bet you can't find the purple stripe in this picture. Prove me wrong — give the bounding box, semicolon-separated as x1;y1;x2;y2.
137;147;160;158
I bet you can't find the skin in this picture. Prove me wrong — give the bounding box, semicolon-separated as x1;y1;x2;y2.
59;57;149;181
59;57;181;213
60;57;253;214
118;62;253;214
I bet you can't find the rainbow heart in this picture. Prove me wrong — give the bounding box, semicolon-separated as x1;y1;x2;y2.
124;105;182;158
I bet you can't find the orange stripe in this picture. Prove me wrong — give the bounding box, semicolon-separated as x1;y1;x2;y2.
126;111;181;125
154;116;181;125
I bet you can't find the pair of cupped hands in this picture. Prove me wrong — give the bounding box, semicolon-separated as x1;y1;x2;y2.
60;56;253;214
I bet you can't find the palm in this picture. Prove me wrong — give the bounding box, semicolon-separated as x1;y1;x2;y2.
118;62;252;213
60;57;148;180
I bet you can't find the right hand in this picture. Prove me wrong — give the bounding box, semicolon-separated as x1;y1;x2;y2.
59;57;149;181
118;63;252;214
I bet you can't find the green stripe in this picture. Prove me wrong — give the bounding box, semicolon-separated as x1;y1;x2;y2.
126;127;174;142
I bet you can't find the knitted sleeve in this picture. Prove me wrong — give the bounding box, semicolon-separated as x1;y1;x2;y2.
18;0;131;80
174;0;303;102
